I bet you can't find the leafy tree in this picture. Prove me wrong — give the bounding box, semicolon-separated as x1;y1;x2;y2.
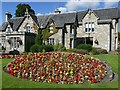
35;30;43;45
15;4;35;17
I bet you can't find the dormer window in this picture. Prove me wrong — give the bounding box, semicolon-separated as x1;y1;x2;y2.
85;22;94;32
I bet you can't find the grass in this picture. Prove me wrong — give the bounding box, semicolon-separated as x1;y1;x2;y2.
1;54;119;88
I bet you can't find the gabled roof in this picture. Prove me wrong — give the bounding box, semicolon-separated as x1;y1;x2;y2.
93;8;119;20
8;17;24;31
0;8;120;31
37;12;76;28
0;22;8;31
30;14;39;27
77;10;88;22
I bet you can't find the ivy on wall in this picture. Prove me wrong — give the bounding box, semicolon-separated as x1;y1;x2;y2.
42;24;58;40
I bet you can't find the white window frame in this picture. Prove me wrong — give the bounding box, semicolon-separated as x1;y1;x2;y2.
85;22;94;33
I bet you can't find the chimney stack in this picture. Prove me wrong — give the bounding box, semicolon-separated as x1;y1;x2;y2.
5;12;12;22
54;9;61;14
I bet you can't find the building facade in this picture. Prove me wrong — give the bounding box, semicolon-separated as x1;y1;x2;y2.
0;8;120;52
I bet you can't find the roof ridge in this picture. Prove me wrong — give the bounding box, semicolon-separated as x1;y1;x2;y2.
37;8;118;17
93;7;117;11
11;17;24;19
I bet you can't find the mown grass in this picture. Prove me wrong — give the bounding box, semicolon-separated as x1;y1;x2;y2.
1;55;119;88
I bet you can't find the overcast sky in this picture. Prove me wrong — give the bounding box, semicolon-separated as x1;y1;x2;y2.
0;0;120;31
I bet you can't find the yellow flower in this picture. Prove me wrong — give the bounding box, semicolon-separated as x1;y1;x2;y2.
60;74;62;78
46;67;48;71
102;74;105;77
41;76;44;80
99;70;102;73
70;71;73;74
66;72;69;75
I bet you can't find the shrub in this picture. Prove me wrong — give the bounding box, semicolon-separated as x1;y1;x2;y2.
91;48;100;55
91;48;108;55
9;50;20;55
54;43;66;52
66;49;75;53
66;48;88;55
30;44;40;52
74;49;88;55
30;44;54;53
96;48;108;54
76;44;93;52
40;45;54;52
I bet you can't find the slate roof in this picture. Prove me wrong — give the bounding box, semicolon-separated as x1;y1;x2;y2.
9;17;24;31
37;12;76;28
0;17;24;31
0;8;120;31
93;8;119;20
0;22;8;31
38;8;120;28
77;10;88;22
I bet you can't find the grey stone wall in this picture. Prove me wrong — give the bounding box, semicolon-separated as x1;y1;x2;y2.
65;25;70;49
77;10;111;51
18;16;38;34
49;29;62;44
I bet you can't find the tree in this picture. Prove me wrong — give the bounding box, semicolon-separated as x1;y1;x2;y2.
15;4;35;17
35;30;43;45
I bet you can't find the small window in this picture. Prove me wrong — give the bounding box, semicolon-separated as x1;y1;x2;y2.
85;22;94;32
47;38;54;45
25;23;30;32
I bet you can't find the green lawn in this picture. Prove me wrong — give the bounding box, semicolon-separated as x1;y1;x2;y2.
1;55;119;88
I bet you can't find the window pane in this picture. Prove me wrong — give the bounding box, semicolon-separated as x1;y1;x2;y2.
92;28;94;32
85;28;87;32
86;23;88;28
89;23;91;28
92;23;94;28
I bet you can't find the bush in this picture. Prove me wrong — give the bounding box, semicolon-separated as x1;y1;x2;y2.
39;45;54;52
30;44;54;53
91;48;100;55
30;44;40;52
91;48;108;55
74;49;88;55
66;49;75;52
54;43;66;52
96;48;108;54
76;44;93;52
66;48;88;55
9;50;20;55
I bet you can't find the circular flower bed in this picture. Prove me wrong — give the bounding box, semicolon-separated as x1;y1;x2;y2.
4;52;111;84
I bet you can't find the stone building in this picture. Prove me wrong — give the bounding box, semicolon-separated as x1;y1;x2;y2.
0;8;120;52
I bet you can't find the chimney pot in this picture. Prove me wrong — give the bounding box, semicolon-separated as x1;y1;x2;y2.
5;12;12;22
